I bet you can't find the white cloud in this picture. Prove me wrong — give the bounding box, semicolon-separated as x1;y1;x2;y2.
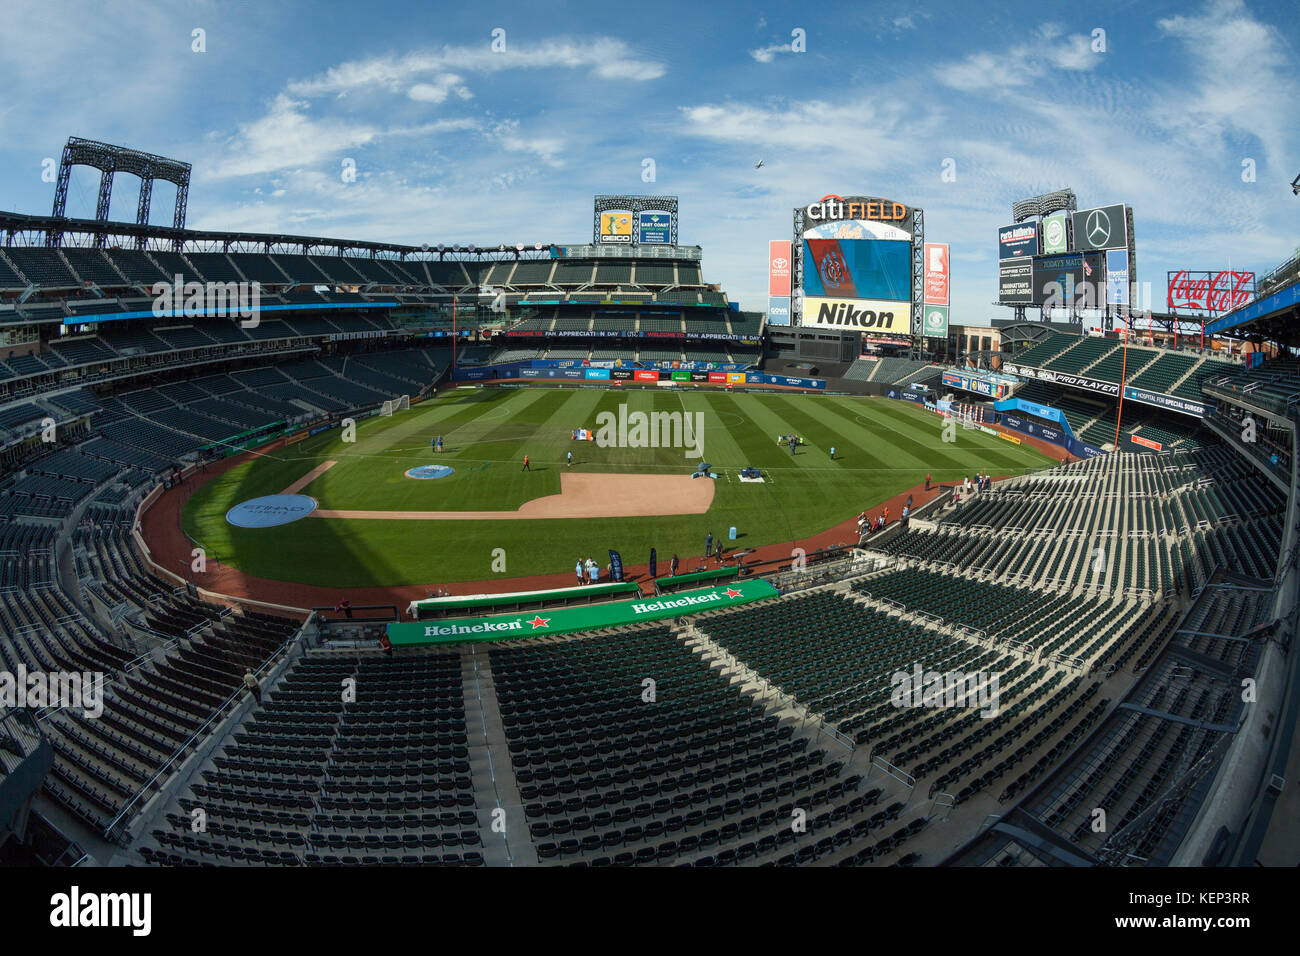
749;44;791;64
408;75;471;104
287;37;664;98
937;24;1102;91
207;95;479;179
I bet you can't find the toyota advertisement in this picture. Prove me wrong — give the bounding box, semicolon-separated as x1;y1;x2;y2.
768;240;791;295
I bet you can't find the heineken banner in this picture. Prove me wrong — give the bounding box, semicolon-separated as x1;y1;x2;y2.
387;579;780;646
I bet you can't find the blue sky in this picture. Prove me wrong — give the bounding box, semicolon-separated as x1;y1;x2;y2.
1;0;1296;322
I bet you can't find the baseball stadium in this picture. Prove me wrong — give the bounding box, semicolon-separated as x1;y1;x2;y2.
2;8;1298;898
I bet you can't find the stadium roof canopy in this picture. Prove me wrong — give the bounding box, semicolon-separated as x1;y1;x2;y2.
0;210;565;261
1204;250;1300;345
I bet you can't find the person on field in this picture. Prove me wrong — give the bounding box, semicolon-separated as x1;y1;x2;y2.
830;446;836;460
567;451;573;467
522;454;530;471
925;473;931;491
576;559;584;585
437;436;443;453
670;554;680;576
705;532;714;557
431;437;437;454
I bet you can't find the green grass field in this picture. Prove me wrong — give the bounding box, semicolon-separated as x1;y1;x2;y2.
182;386;1054;587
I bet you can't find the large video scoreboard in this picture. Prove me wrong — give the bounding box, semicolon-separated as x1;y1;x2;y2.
791;195;925;343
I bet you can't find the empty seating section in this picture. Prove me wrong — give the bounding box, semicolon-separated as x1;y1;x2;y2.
1128;352;1199;393
633;263;675;285
1012;333;1076;367
1202;357;1292;405
1044;336;1115;375
4;248;78;286
875;449;1283;601
552;262;594;285
594;263;633;284
61;249;126;286
509;261;554;285
227;254;289;284
842;358;878;382
1086;346;1156;383
426;262;469;287
867;358;927;384
493;627;866;866
184;253;244;283
727;313;763;335
0;252;27;287
147;649;478;867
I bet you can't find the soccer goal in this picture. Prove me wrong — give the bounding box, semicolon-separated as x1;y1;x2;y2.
381;395;410;416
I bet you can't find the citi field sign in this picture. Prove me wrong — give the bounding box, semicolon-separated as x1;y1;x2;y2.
805;194;908;224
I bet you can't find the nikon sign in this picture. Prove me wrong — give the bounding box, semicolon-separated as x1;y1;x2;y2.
802;296;903;331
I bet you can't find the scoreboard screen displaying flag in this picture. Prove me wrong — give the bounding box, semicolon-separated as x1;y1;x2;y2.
801;239;911;301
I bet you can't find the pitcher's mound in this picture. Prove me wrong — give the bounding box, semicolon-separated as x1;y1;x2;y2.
313;472;715;521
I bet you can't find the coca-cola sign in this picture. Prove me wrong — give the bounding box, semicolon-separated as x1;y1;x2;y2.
1167;270;1255;314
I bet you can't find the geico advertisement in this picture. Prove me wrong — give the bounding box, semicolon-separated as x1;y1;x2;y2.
800;296;906;330
599;211;633;242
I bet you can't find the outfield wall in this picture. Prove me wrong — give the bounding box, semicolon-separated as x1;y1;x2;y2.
884;386;1102;459
454;362;825;390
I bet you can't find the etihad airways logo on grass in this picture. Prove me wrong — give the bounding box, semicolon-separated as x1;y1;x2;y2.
595;404;704;459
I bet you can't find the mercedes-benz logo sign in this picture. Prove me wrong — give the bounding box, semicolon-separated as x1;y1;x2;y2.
1085;209;1111;248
